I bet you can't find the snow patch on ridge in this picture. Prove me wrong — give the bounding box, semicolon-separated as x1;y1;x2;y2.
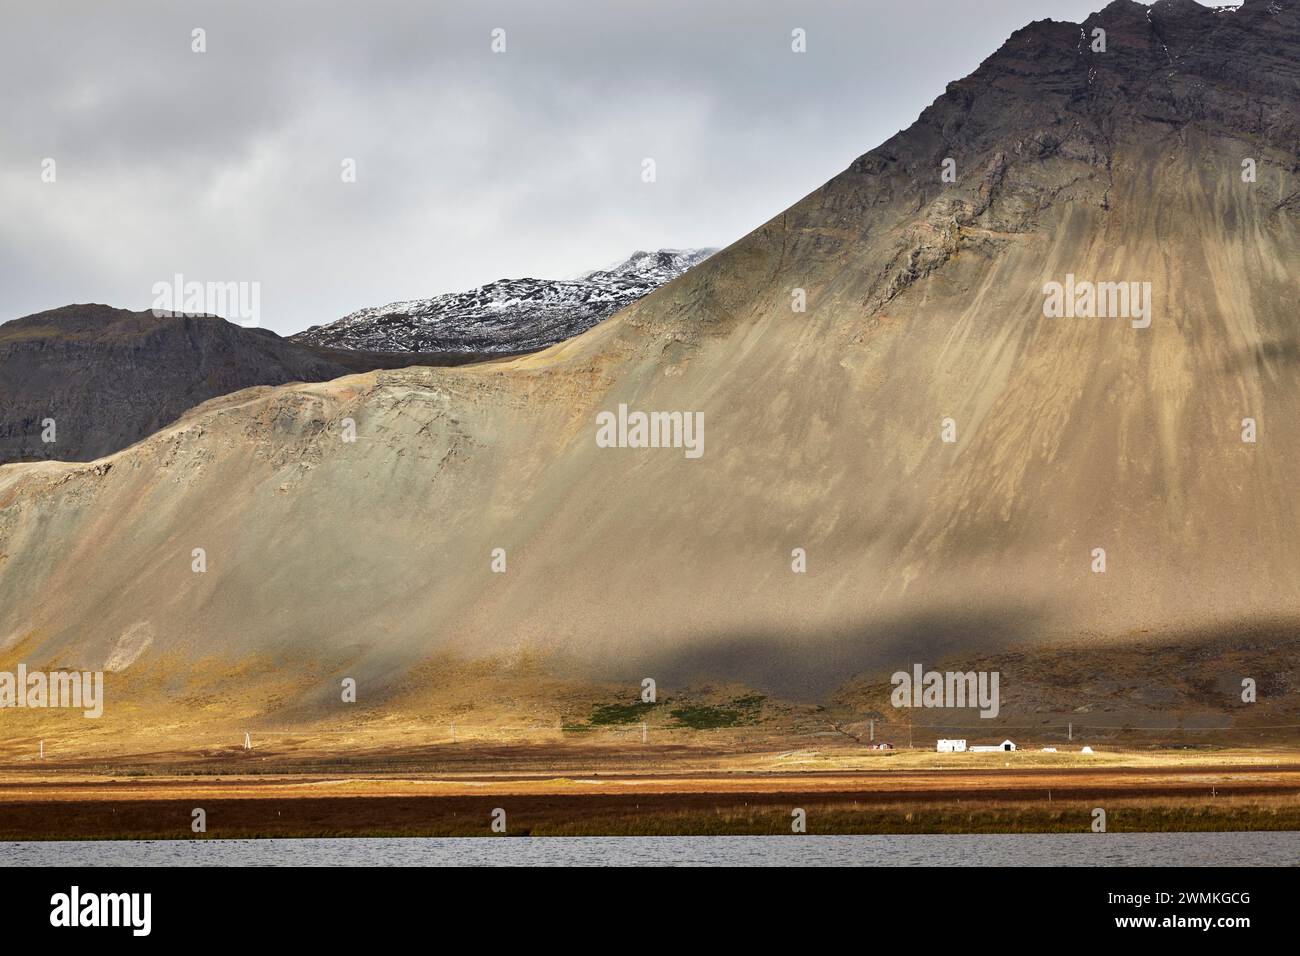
293;248;716;355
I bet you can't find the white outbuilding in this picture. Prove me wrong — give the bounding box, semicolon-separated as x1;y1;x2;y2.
970;739;1017;752
936;739;967;752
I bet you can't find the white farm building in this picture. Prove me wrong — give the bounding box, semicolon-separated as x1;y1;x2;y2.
970;739;1017;752
936;739;967;752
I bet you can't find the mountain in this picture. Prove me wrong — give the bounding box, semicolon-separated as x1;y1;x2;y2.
0;305;491;464
0;249;717;464
2;0;1299;744
290;248;716;353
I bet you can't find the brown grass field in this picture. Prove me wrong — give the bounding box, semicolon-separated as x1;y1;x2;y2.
2;648;1297;840
1;737;1297;839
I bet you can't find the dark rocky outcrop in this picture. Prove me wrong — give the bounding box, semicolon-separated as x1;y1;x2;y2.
0;304;488;463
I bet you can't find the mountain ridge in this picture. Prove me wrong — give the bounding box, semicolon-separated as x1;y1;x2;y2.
0;304;498;464
2;0;1298;736
291;248;716;354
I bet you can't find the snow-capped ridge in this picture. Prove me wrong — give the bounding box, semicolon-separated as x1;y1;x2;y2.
293;248;716;354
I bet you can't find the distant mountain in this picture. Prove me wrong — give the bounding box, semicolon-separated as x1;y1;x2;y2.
0;304;484;464
0;250;713;464
290;248;716;353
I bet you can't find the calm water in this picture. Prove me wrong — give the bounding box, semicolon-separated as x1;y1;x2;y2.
5;832;1297;866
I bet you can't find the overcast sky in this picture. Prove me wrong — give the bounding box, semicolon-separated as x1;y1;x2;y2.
1;0;1175;335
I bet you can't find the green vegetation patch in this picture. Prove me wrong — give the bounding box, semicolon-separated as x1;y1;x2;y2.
566;692;769;731
670;695;766;730
587;700;660;726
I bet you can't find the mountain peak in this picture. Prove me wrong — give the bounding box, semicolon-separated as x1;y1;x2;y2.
292;247;716;354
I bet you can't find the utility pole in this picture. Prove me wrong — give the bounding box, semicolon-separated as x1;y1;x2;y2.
641;722;647;744
1068;722;1072;742
869;719;875;742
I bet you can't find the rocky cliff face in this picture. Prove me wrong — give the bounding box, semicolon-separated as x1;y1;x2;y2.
291;249;715;353
0;305;363;463
2;0;1298;733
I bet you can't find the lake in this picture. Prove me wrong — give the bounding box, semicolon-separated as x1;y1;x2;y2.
5;832;1297;866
